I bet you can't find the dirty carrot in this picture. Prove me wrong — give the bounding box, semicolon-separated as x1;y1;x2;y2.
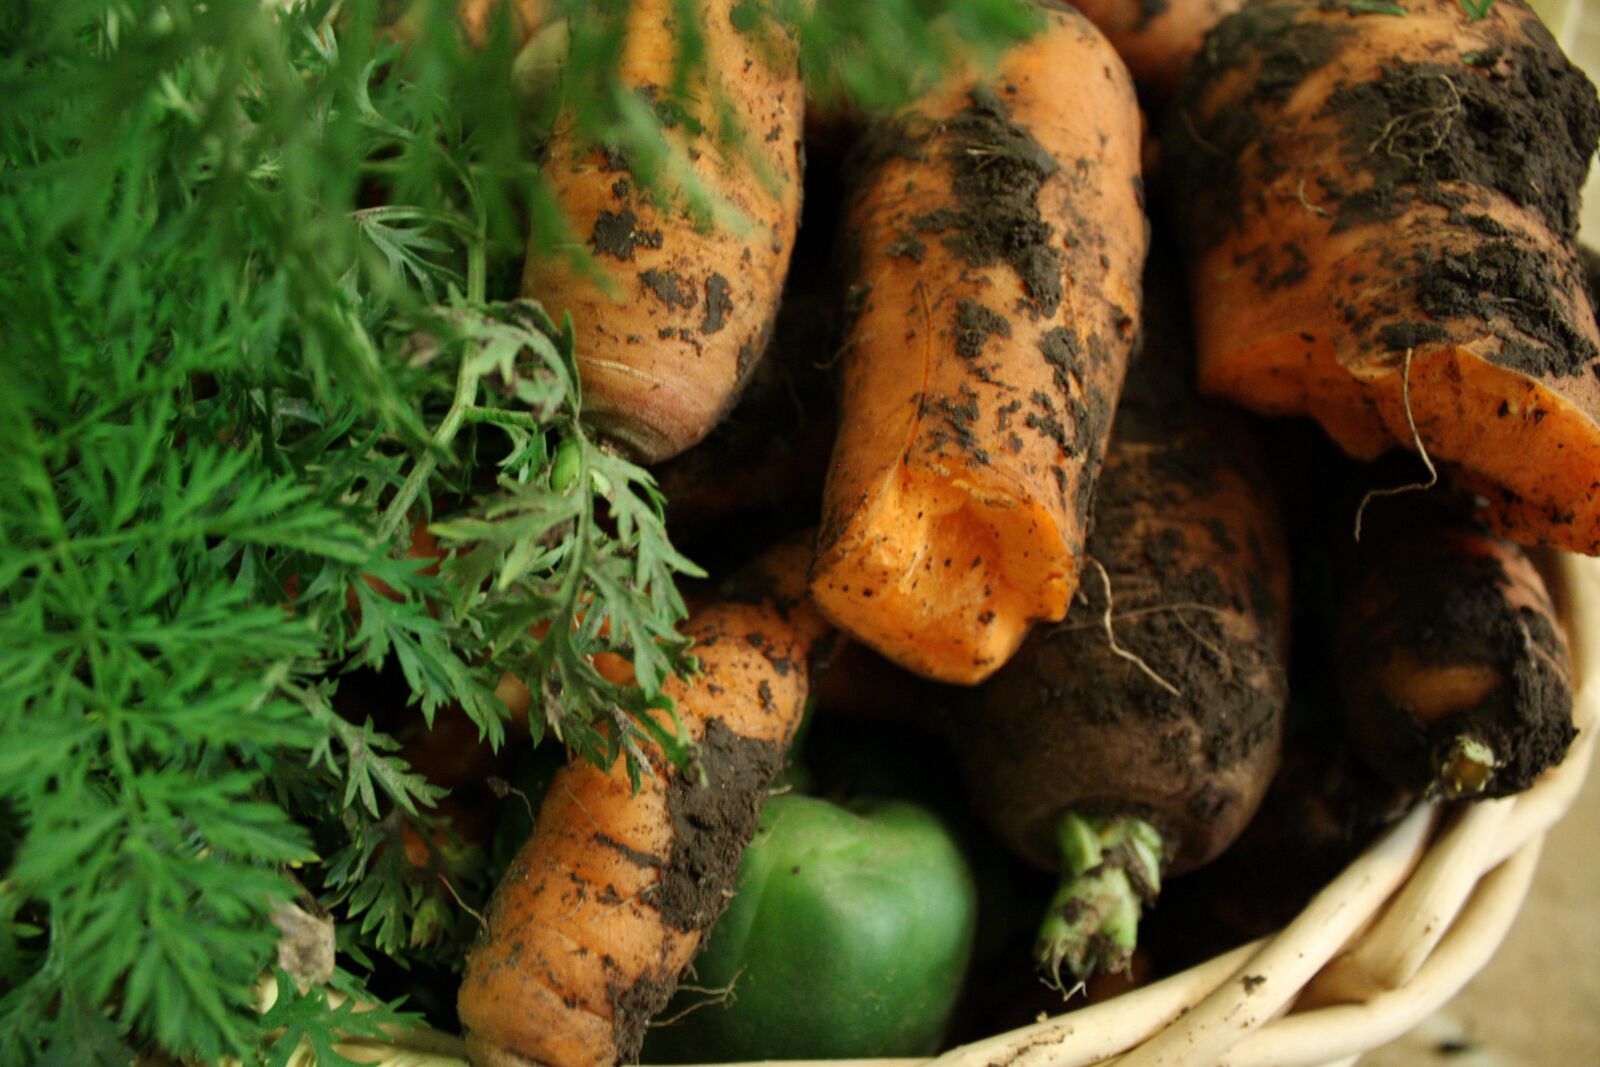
455;537;834;1067
810;3;1148;685
1072;0;1244;108
520;0;805;464
960;288;1291;984
385;0;546;48
1161;0;1600;554
1330;496;1576;800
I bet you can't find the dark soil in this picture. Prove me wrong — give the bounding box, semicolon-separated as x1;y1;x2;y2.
700;273;732;334
591;208;663;260
609;719;785;1060
639;268;696;310
1323;35;1600;242
906;85;1066;318
1407;239;1598;375
955;299;1013;363
1334;505;1576;797
1164;4;1600;259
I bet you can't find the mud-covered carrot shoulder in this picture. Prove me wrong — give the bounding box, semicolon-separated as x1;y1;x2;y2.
1162;0;1600;553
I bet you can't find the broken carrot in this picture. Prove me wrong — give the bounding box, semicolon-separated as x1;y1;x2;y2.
1162;0;1600;553
810;4;1148;684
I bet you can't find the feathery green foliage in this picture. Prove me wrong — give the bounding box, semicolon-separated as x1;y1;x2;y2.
0;0;1039;1060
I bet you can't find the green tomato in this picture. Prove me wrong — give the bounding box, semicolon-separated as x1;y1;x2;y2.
643;792;978;1062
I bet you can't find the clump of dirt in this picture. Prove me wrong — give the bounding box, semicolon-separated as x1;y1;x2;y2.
1408;239;1597;377
1323;40;1600;241
700;273;733;334
591;208;663;260
956;299;1012;362
640;268;696;309
609;970;674;1062
653;718;783;933
911;85;1066;318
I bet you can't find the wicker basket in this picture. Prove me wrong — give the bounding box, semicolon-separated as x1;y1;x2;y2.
279;551;1599;1067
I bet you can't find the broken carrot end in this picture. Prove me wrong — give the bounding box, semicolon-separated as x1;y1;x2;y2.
812;471;1075;685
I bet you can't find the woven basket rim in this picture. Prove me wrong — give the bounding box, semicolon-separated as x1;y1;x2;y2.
307;552;1600;1067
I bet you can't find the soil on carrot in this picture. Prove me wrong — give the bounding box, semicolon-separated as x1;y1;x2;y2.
850;84;1069;321
912;86;1065;318
654;718;784;934
1163;3;1352;246
608;966;677;1063
1165;7;1600;256
1323;36;1600;242
601;719;787;1060
955;299;1013;363
1407;240;1598;375
701;273;733;334
640;268;697;310
1337;530;1575;797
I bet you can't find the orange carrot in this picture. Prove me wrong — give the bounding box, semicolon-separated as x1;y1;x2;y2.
1162;0;1600;553
1072;0;1244;107
809;5;1147;684
456;538;833;1067
521;0;805;463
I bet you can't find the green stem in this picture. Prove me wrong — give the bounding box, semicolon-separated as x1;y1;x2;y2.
1438;734;1498;799
374;185;487;542
379;356;480;541
1035;812;1166;991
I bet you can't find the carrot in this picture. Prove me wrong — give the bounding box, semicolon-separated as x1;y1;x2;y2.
1162;0;1600;554
1330;496;1575;799
959;283;1291;983
1072;0;1244;107
810;5;1148;685
520;0;805;463
385;0;546;48
456;537;834;1067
